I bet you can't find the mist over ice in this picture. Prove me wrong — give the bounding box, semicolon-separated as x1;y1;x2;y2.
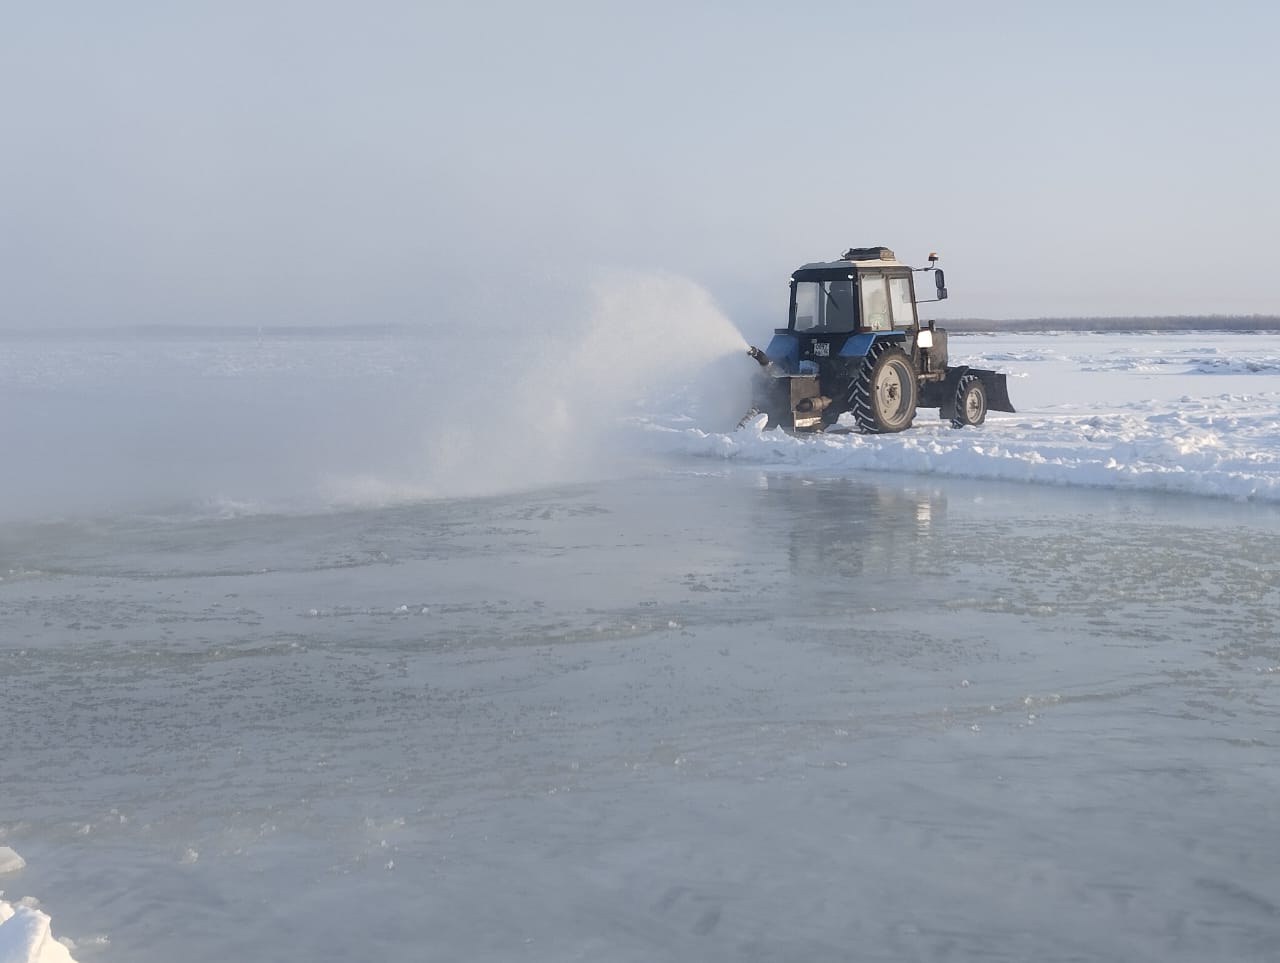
0;273;749;520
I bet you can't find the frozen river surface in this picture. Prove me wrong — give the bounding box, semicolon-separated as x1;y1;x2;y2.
3;327;1280;961
4;472;1280;962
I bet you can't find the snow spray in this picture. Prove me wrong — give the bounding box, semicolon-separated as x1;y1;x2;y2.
0;272;755;519
361;269;753;503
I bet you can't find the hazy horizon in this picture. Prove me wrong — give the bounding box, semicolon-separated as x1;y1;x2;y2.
5;2;1278;331
5;311;1280;338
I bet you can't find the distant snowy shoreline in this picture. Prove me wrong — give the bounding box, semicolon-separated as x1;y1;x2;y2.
945;316;1280;333
2;316;1279;340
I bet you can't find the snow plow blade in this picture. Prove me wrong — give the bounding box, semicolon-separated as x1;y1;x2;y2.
976;369;1016;413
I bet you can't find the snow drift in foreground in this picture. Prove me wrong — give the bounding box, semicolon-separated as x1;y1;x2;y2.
0;849;77;963
654;332;1280;503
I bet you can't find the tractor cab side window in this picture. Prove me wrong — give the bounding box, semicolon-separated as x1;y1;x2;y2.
889;276;916;327
793;282;819;331
859;274;890;331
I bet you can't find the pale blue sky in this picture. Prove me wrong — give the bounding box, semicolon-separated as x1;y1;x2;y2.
4;1;1278;328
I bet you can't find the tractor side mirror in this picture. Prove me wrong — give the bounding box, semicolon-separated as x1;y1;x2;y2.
935;269;948;301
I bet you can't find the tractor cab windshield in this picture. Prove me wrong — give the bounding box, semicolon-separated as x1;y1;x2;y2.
791;278;857;333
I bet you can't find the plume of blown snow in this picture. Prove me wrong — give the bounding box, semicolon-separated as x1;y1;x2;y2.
318;269;752;505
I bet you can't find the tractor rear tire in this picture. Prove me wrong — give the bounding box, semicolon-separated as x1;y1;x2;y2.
950;374;987;428
850;345;917;434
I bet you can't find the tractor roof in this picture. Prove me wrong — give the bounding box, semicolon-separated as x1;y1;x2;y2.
794;257;909;272
793;245;911;276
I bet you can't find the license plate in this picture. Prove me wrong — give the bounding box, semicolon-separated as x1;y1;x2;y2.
813;342;830;357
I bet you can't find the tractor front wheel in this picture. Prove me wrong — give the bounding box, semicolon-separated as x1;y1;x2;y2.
850;346;918;433
950;374;987;428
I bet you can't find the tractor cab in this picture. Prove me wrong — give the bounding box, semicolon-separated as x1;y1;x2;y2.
761;247;937;381
788;246;919;339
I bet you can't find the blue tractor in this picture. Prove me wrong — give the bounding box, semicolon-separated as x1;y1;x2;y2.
743;247;1013;433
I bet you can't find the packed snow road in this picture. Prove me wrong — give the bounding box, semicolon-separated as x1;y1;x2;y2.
657;331;1280;503
2;328;1280;962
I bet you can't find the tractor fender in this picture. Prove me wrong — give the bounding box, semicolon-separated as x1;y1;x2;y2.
837;331;908;359
763;333;800;373
933;366;970;421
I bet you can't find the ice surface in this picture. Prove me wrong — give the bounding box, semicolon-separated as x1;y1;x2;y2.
3;326;1280;961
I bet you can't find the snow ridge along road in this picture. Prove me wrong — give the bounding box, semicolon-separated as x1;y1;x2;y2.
657;331;1280;502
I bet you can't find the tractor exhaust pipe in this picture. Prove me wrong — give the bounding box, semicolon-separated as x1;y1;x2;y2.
795;395;832;414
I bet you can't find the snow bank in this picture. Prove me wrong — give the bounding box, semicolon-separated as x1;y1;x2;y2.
651;332;1280;503
0;903;77;963
664;399;1280;501
0;849;79;963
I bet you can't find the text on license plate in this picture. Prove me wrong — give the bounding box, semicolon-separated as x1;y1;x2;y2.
813;342;830;357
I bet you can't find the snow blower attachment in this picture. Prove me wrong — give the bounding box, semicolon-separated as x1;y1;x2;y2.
741;247;1014;433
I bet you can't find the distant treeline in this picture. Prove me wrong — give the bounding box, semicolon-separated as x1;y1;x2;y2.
944;315;1280;333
